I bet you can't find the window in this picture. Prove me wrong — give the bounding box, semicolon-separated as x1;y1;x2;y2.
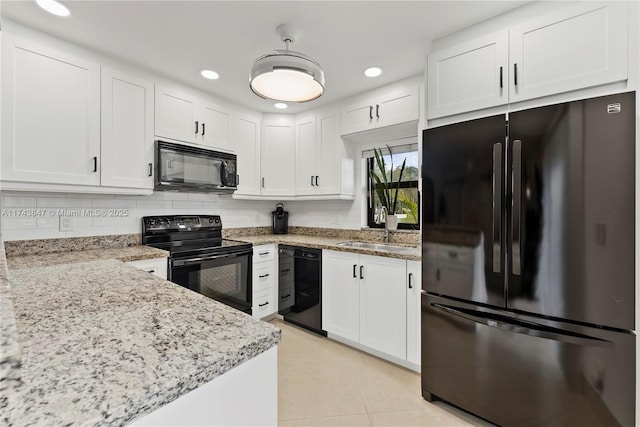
365;144;420;230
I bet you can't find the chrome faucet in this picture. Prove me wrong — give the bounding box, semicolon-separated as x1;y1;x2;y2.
375;205;389;243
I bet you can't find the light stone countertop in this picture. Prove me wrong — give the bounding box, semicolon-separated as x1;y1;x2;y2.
6;244;169;271
0;245;280;427
232;234;422;261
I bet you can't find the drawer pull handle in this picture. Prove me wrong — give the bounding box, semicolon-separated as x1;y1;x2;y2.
281;268;291;273
259;301;269;307
146;269;155;274
259;274;270;279
360;265;364;280
408;273;413;289
259;251;270;255
353;264;357;278
281;294;291;299
448;252;458;259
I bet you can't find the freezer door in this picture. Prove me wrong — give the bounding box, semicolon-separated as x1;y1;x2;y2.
421;294;635;427
422;114;506;307
507;92;635;330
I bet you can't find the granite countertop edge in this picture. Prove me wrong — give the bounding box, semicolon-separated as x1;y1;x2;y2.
233;234;422;261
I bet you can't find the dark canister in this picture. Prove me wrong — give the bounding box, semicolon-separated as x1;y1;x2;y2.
272;203;288;234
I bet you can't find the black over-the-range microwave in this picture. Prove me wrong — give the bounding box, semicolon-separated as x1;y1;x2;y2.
154;140;237;192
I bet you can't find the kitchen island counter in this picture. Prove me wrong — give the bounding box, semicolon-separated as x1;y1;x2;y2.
1;247;280;426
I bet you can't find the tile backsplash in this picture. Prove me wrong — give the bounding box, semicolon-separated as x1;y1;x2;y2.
1;191;362;241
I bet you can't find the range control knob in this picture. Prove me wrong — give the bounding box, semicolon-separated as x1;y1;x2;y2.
209;218;214;223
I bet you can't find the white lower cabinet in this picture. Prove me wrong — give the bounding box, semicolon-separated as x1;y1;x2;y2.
252;244;277;320
322;250;419;369
127;258;168;280
406;260;421;367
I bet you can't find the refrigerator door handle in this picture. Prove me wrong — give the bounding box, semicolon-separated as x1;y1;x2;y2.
492;143;503;273
431;303;612;348
511;140;522;275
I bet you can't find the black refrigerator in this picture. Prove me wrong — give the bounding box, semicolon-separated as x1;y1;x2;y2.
421;92;636;427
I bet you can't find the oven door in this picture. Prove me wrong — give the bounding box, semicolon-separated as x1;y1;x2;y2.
170;249;252;314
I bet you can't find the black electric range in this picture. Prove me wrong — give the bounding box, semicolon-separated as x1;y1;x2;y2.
142;215;253;314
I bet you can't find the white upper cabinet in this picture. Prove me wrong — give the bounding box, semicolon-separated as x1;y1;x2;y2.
295;114;317;195
427;29;509;119
295;108;354;198
1;35;101;186
101;67;154;189
231;113;261;196
200;102;231;151
341;83;419;135
155;85;231;151
508;1;627;103
427;1;629;119
155;86;198;143
260;118;295;197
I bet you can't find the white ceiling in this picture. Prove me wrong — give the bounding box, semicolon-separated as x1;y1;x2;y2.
1;1;527;114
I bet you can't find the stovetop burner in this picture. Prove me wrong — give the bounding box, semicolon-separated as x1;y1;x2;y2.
141;215;252;257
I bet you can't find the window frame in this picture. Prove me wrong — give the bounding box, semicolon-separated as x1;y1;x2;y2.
366;157;420;230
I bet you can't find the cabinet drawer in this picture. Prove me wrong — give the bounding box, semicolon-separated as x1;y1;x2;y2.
253;245;276;262
253;263;275;292
279;284;293;310
127;258;167;280
253;288;275;319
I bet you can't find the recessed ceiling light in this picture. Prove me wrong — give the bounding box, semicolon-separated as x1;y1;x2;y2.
200;69;220;80
274;103;288;110
364;67;382;78
36;0;70;17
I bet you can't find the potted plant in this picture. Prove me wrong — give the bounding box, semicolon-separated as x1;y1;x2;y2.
369;146;406;230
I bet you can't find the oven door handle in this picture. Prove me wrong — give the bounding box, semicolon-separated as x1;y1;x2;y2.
172;252;250;267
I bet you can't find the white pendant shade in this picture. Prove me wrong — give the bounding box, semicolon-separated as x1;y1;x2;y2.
250;26;325;103
251;67;324;102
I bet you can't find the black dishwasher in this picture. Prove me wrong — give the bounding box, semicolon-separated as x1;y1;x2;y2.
278;245;326;336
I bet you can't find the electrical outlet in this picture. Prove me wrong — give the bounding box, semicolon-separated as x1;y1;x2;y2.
59;216;73;232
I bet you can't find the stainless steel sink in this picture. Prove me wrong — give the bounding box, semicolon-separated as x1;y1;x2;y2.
337;241;416;253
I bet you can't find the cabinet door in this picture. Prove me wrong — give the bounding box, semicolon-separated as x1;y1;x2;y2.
127;258;168;280
427;29;509;119
1;35;101;185
359;254;407;359
295;115;317;195
340;100;375;135
375;85;420;129
316;109;342;195
260;119;295;196
155;86;198;143
231;113;261;196
200;102;231;151
406;260;421;367
322;250;360;342
509;1;627;103
101;67;154;189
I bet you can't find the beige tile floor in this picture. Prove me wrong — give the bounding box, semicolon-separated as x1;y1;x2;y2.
272;319;494;427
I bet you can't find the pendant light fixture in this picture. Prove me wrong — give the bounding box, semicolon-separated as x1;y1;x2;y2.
250;24;325;103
